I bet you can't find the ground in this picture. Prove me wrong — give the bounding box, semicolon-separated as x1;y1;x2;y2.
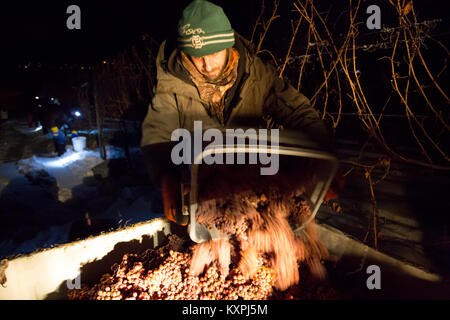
317;143;450;279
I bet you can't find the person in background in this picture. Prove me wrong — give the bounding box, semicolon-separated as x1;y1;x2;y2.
39;97;68;156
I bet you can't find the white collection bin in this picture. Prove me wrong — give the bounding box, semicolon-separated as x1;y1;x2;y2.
72;136;86;152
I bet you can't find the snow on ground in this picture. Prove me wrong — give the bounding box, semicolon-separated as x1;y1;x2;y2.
16;146;124;190
0;120;163;259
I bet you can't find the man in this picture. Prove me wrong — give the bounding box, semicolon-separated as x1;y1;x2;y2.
141;0;334;225
39;97;67;156
39;97;82;156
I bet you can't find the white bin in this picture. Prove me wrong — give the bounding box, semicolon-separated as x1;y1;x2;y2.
72;136;86;152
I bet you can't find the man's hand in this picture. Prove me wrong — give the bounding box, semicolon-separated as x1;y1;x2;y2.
324;170;345;202
161;173;188;226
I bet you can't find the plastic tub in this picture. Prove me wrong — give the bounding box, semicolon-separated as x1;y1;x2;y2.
72;136;86;152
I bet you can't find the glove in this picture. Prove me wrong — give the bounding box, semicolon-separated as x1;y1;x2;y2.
161;172;188;226
324;170;345;202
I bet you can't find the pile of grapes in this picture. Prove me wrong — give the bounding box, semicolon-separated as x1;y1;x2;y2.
67;235;338;300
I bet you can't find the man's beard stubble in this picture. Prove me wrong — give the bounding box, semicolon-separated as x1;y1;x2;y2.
198;49;230;84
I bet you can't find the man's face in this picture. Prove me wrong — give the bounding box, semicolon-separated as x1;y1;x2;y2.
189;49;228;81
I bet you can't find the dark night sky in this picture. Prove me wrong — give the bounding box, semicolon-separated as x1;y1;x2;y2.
0;1;186;65
0;0;262;67
0;1;448;74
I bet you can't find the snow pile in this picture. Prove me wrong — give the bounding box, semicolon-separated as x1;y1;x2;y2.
17;156;47;175
16;147;117;189
100;186;163;227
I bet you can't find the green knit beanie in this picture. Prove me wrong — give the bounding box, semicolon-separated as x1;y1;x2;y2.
178;0;235;57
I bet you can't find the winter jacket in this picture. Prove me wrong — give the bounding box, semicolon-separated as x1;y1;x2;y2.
141;34;331;186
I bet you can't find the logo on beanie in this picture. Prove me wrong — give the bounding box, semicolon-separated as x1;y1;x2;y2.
191;35;204;49
179;24;205;36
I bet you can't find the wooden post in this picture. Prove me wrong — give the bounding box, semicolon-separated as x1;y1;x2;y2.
92;74;106;160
